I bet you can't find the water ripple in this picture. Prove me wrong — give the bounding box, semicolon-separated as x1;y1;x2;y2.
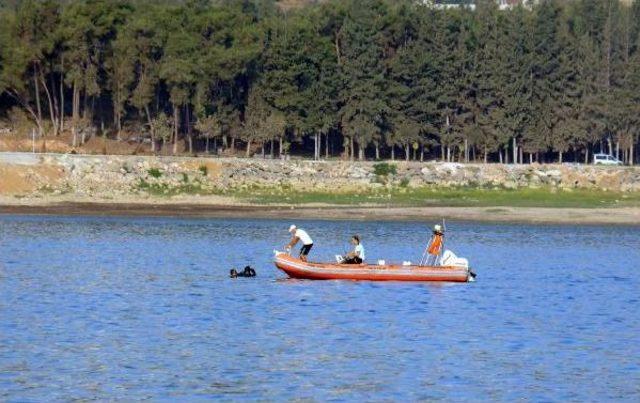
0;215;639;400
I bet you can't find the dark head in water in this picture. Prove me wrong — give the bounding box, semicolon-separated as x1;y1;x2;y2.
230;266;256;278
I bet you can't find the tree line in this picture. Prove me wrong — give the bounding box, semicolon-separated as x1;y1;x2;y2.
1;0;640;164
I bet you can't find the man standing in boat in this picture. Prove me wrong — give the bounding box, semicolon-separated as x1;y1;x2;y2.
286;225;314;262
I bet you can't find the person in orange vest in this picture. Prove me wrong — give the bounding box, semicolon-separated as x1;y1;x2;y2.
426;224;444;265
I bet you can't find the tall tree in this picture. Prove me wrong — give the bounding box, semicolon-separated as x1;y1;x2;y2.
339;0;389;160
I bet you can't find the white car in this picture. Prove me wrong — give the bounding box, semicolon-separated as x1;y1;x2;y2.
593;153;623;165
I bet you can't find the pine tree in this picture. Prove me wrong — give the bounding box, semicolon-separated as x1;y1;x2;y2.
338;0;389;160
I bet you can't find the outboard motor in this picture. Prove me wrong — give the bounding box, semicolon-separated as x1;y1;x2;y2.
439;250;469;268
440;250;476;282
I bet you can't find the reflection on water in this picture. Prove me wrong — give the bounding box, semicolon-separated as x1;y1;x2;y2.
0;215;639;400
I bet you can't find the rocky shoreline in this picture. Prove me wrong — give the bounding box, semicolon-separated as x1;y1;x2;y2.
1;153;640;200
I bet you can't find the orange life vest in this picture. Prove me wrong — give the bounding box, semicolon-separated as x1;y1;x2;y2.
427;234;443;255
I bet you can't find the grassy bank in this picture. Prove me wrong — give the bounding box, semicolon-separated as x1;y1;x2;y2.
231;186;640;208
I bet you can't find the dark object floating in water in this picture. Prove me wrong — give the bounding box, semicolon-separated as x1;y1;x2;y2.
230;266;256;278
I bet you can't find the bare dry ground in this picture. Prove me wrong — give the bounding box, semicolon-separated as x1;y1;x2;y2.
0;164;64;194
1;197;639;226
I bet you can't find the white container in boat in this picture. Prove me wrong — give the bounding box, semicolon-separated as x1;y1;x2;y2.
377;260;385;265
402;261;412;266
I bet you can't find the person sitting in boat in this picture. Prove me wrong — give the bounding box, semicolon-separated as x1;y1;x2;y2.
342;235;365;264
286;225;314;262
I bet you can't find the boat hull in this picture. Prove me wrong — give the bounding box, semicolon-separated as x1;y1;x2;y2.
274;253;471;282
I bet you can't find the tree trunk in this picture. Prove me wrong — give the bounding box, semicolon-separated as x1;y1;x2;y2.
405;143;410;162
33;68;43;135
464;138;469;163
616;140;620;160
82;92;89;121
314;133;319;160
50;71;60;136
186;105;193;155
629;140;634;165
279;137;283;157
205;136;209;153
499;150;503;164
246;139;251;157
420;144;424;162
270;139;274;158
186;104;192;137
559;151;563;164
172;105;179;155
512;137;517;164
50;72;60;134
484;148;488;164
519;146;523;164
325;132;329;159
72;82;79;147
40;70;57;137
358;144;364;161
114;85;121;141
116;107;122;141
350;137;354;161
59;56;65;133
529;153;533;164
391;146;395;161
585;147;589;164
145;106;155;153
375;144;380;160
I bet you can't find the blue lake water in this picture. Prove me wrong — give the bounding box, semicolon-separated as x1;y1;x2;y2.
0;215;639;401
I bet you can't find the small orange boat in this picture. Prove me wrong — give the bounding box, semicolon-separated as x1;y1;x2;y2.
273;252;474;282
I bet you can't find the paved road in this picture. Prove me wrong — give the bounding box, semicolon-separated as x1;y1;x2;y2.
0;152;41;166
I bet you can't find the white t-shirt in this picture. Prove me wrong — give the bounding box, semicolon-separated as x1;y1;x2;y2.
355;244;365;260
295;229;313;245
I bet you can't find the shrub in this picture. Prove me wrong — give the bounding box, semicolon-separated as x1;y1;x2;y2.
373;162;397;176
148;168;162;178
199;165;208;176
7;107;33;135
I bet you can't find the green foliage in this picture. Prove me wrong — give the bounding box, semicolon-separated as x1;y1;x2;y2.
1;0;640;164
149;113;172;142
234;186;640;209
147;168;162;178
137;177;211;196
373;162;397;176
198;165;208;176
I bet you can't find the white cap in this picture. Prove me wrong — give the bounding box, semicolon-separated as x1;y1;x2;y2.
434;224;442;232
289;224;297;232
